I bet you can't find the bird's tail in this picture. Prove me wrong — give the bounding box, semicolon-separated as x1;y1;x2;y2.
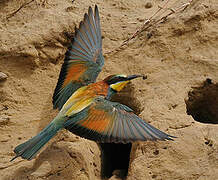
11;122;62;161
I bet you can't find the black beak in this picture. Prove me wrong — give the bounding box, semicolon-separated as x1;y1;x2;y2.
126;74;147;80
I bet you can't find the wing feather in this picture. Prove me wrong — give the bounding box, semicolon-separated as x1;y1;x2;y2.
123;115;134;142
64;97;176;143
53;5;104;110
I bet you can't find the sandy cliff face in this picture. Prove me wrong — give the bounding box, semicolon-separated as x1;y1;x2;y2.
0;0;217;180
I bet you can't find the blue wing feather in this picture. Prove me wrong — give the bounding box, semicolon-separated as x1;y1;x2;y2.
64;97;176;143
53;6;104;110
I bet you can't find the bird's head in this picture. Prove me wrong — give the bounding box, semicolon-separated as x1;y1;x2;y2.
103;74;147;93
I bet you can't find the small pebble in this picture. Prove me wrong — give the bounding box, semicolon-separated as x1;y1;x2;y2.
145;2;152;9
0;72;8;81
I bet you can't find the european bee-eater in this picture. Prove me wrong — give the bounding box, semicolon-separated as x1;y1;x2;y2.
11;5;175;161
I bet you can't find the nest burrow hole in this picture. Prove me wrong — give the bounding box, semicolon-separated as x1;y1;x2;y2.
185;78;218;124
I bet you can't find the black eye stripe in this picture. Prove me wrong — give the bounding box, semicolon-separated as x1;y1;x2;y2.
107;76;126;85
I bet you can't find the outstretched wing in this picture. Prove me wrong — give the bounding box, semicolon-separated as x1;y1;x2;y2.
64;97;175;143
53;5;104;110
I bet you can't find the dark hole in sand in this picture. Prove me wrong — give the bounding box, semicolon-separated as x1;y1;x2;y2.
100;143;132;179
185;78;218;124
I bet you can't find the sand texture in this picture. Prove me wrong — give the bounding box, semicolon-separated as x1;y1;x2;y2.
0;0;218;179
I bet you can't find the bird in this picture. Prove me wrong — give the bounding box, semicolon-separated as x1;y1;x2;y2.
11;5;175;161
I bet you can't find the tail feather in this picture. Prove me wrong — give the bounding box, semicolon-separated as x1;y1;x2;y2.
11;123;61;161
